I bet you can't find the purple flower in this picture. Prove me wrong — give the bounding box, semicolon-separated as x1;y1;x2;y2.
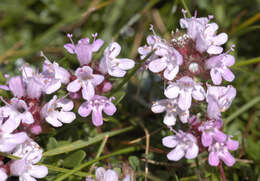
0;113;28;152
208;137;239;167
162;130;199;161
2;98;34;125
99;42;135;77
41;95;76;127
198;119;226;147
42;54;71;84
12;138;43;164
206;54;235;85
148;42;183;81
0;76;26;98
22;65;62;98
164;76;205;110
180;14;210;40
138;34;161;60
64;34;104;66
151;99;189;126
67;66;104;101
195;23;228;54
10;154;48;181
78;95;116;127
206;85;236;119
180;12;227;55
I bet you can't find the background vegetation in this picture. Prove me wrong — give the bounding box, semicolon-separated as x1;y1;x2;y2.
0;0;260;180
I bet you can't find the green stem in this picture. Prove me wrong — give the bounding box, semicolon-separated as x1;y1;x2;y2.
54;146;140;181
0;152;90;177
180;0;192;18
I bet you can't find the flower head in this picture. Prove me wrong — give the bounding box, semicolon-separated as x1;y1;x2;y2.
164;76;205;110
42;54;70;84
162;130;199;161
99;42;135;77
148;42;183;81
78;95;116;127
151;99;189;126
206;85;236;119
198;119;226;147
67;66;104;101
64;34;104;66
10;149;48;181
2;98;34;125
0;112;28;152
41;95;76;127
208;137;239;166
206;54;235;85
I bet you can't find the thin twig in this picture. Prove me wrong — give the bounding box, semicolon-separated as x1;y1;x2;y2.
136;120;150;181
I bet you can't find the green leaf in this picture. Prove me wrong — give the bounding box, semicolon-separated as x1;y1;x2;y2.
54;146;140;181
43;126;134;157
63;150;86;168
129;156;140;171
232;57;260;67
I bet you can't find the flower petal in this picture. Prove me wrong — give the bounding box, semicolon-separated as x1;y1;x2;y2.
92;107;103;127
118;58;135;70
167;146;185;161
163;113;177;126
201;132;212;147
29;165;48;178
103;102;117;116
148;58;167;73
222;68;235;82
78;102;92;117
208;151;219;166
82;82;95;101
67;79;81;92
185;144;199;159
164;83;180;99
210;69;222;85
162;136;177;148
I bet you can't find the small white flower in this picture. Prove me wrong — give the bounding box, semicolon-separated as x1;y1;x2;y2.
41;95;76;127
99;42;135;77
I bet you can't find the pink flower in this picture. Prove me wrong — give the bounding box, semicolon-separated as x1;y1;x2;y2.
0;76;26;98
206;85;236;119
78;95;116;127
206;54;235;85
162;130;199;161
12;139;43;164
41;95;76;127
10;157;48;181
164;76;205;110
151;99;189;126
67;66;104;101
22;65;62;98
42;54;71;84
198;119;226;147
180;14;210;40
64;34;104;66
2;98;34;125
148;42;183;81
208;137;239;167
99;42;135;77
0;112;28;152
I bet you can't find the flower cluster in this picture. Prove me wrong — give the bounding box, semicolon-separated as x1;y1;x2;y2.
0;33;135;180
139;11;238;167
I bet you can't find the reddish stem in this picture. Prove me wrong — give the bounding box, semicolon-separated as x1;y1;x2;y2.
218;162;226;181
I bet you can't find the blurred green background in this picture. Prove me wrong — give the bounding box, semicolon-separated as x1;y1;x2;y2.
0;0;260;180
